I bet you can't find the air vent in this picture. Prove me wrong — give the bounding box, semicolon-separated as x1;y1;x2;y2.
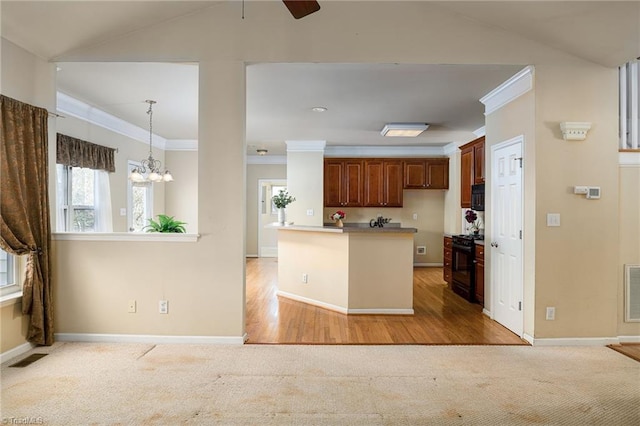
625;264;640;322
9;353;47;368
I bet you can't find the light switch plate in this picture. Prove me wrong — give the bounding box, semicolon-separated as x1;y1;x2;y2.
120;208;127;216
306;209;314;216
546;213;561;227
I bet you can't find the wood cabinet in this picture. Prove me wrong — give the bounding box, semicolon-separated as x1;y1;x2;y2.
403;158;449;189
474;243;485;305
324;159;364;207
443;236;452;285
460;136;485;208
363;159;403;207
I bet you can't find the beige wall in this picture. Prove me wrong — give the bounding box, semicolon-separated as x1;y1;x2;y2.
165;150;198;233
533;63;620;339
444;150;462;236
323;190;446;265
246;163;287;256
484;88;536;336
618;165;640;336
3;1;638;348
286;151;324;226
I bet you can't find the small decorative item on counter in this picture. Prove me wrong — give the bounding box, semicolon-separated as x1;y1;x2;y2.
370;215;391;228
464;209;480;235
272;189;296;224
330;210;346;227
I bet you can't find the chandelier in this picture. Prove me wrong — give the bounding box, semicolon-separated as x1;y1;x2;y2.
129;100;174;183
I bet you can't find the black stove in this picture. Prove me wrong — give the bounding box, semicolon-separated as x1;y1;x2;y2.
450;234;482;302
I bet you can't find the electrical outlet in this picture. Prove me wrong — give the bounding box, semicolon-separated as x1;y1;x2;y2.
412;213;418;220
159;300;168;314
302;273;308;283
120;208;127;216
546;307;555;320
128;300;136;313
306;209;314;216
416;246;426;255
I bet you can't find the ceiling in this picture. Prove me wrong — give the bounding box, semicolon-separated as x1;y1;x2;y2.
3;1;639;157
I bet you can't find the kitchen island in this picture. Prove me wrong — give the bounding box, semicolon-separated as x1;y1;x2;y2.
276;224;417;314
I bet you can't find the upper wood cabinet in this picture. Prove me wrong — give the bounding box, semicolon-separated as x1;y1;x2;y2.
403;158;449;189
324;159;364;207
460;136;485;208
363;159;403;207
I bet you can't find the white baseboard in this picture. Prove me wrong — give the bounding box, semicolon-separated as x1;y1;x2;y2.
617;335;640;343
246;254;258;258
276;291;413;315
523;333;534;345
54;333;246;345
528;337;622;346
0;342;36;364
482;308;492;318
348;308;414;315
413;263;443;267
277;290;348;314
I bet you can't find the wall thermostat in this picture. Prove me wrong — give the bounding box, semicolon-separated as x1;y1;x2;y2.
586;187;601;199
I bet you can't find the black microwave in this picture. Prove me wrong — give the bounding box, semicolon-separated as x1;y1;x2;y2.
471;184;485;211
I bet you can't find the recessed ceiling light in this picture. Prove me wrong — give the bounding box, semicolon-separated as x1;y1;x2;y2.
381;123;429;137
311;107;327;112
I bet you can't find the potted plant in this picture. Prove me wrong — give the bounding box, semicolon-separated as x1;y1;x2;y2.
144;214;187;233
272;189;296;224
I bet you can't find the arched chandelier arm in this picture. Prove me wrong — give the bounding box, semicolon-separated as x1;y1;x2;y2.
129;100;174;183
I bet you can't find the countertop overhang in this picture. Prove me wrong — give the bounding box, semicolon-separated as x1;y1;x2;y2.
274;224;417;234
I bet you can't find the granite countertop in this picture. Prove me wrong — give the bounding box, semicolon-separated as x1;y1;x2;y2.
275;223;417;234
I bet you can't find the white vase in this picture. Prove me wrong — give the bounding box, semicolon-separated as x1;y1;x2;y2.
277;207;286;225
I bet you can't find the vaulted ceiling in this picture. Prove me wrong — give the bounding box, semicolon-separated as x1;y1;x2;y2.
2;1;638;156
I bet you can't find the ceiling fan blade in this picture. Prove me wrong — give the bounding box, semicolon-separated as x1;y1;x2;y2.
282;0;320;19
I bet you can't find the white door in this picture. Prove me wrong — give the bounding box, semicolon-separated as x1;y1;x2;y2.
491;137;524;336
258;180;286;257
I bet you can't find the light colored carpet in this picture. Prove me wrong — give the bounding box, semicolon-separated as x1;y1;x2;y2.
2;343;639;425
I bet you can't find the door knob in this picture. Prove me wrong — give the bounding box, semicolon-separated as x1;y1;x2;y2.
491;242;499;248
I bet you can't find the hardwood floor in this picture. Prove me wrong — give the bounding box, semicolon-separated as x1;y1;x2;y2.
245;257;527;345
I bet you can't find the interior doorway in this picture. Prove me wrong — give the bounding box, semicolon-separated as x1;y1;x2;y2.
257;179;287;257
490;136;524;337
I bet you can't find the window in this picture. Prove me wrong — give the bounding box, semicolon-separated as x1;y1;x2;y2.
128;161;153;232
0;249;19;297
57;164;113;232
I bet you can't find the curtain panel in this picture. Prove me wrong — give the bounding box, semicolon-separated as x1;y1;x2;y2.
56;133;116;172
0;95;53;346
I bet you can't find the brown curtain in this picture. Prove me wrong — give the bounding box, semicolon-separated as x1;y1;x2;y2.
0;95;53;346
57;133;115;172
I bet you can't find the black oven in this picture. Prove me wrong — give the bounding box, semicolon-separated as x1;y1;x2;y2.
451;235;476;302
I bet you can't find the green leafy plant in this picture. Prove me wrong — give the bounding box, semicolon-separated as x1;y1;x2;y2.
144;214;187;233
272;189;296;209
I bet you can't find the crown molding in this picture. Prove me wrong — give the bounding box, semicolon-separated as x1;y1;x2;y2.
247;155;287;165
56;91;167;150
480;66;534;116
285;140;327;152
473;126;486;137
325;145;446;158
165;139;198;151
443;142;460;156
